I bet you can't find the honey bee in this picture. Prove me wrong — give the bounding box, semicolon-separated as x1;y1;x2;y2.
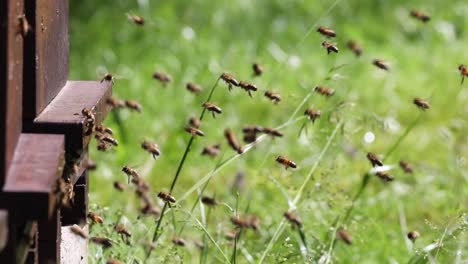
284;211;302;228
264;91;281;104
252;63;263;76
317;26;336;37
70;224;88;239
248;215;261;231
314;86;335;97
17;15;31;37
304;108;321;123
86;159;97;171
140;202;161;216
231;216;250;229
113;181;126;191
122;166;140;183
459;64;468;84
337;228;353;245
141;140;161;158
410;10;430;23
407;230;420;242
114;224;132;238
347;40;362;57
107;97;126;109
367;152;383;167
221;72;240;91
322;41;339;54
399;160;414;174
87;212;104;224
372;59;390;71
202;102;222;118
127;14;145;25
158;192;176;204
242;125;262;143
261;127;283;138
413;98;430;110
185;126;205;137
225;129;243;154
124;99;142;112
90;237;113;248
239;81;258;97
172;237;186;246
201;196;218;206
186;82;203;94
276;156;297;169
97;142;112;152
376;171;394;182
96;133;119;146
225;230;240;240
95;125;114;135
107;259;124;264
153;72;172;86
201;144;221;157
188;116;201;128
81;108;96;135
101;73;115;84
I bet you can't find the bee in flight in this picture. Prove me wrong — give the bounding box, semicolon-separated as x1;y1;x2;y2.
322;41;339;54
367;152;383;167
90;237;113;248
114;224;131;240
124;99;142;112
376;171;394;182
337;228;353;245
407;231;420;242
221;72;240;91
122;166;140;183
458;64;467;84
317;26;336;37
186;82;203;94
314;86;335;97
201;144;221;157
347;40;362;57
113;181;126;191
399;160;414;174
225;129;243;154
373;59;390;71
101;73;115;84
410;10;430;22
284;211;302;228
185;126;205;137
261;127;283;138
239;81;258;97
127;14;145;25
172;237;186;247
276;156;297;169
158;192;176;204
153;71;172;86
202;102;222;118
95;125;114;135
264;90;281;104
252;63;263;76
87;212;104;224
304;108;321;123
141;140;161;158
188;116;201;128
413;98;430;110
201;196;218;206
106;97;126;109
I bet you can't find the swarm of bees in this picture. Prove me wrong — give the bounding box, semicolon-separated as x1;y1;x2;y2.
239;81;258;97
81;108;96;135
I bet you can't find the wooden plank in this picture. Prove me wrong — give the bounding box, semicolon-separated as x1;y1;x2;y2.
23;0;69;120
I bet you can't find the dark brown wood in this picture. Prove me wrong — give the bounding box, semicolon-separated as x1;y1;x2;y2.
23;0;69;120
38;209;61;263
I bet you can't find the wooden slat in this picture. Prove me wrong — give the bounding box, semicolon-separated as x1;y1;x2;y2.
38;210;61;263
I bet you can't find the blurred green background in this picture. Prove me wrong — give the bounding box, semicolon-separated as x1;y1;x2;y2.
70;0;467;263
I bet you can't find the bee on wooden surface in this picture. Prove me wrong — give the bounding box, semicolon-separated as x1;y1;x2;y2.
127;14;145;25
101;73;115;84
202;102;222;118
113;181;126;191
376;171;394;182
114;224;131;239
407;230;420;242
95;125;114;135
252;63;263;76
304;108;321;123
322;41;339;54
261;127;283;138
188;116;201;128
106;97;126;109
122;166;140;183
201;196;218;206
459;64;468;84
107;259;124;264
96;133;118;146
141;140;161;158
264;90;281;104
347;40;362;57
399;160;414;174
413;98;430;110
186;82;203;94
87;212;104;224
410;10;430;23
317;26;336;37
70;224;88;239
337;228;353;245
201;144;221;157
284;211;302;228
185;126;205;137
153;72;172;86
367;152;383;167
17;15;31;37
81;108;96;135
225;129;243;154
86;159;97;171
172;237;186;247
276;156;297;169
124;99;142;112
158;192;176;204
372;59;390;71
221;72;240;91
314;86;335;97
90;237;113;248
239;81;258;97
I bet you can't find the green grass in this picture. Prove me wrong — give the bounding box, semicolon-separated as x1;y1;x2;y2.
70;0;468;263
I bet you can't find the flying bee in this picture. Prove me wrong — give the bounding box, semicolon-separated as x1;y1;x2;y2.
410;10;430;23
87;212;104;224
158;192;176;204
86;159;97;170
90;237;113;248
376;171;394;182
101;73;115;84
140;202;161;216
201;196;218;206
407;230;420;242
252;63;263;76
185;126;205;137
317;26;336;37
242;125;262;143
231;216;250;229
347;40;362;57
186;82;203;94
264;90;281;104
239;81;258;97
373;59;390;71
225;230;240;240
122;166;140;183
172;237;186;247
304;108;321;123
248;215;261;231
276;156;297;169
225;129;243;154
113;181;126;191
367;152;383;167
220;72;240;91
337;228;353;245
153;72;172;86
322;41;339;54
193;240;205;250
201;144;221;157
107;97;126;109
81;108;96;135
124;99;142;112
314;86;335;97
202;102;222;118
17;15;31;37
115;224;131;239
95;124;114;135
188;116;201;128
284;211;302;228
413;98;430;110
141;140;161;158
261;127;283;138
127;14;145;25
459;64;468;84
96;133;119;146
97;141;112;152
399;160;414;174
70;224;88;239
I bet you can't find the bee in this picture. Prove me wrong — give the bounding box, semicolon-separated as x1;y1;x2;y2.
225;129;243;154
86;159;97;171
153;72;172;86
284;211;302;228
225;230;240;240
201;196;218;206
376;171;394;182
95;125;114;135
115;224;131;238
17;15;31;37
70;224;88;239
399;160;414;174
413;98;430;110
337;228;353;245
248;215;261;231
113;181;126;191
185;126;205;137
188;116;201;128
221;73;240;91
186;82;203;94
314;86;335;97
407;230;420;242
96;133;119;146
107;259;124;264
242;125;262;143
317;26;336;37
459;64;468;84
261;127;283;138
252;63;263;76
97;142;112;152
125;99;142;112
141;140;161;158
201;144;221;157
140;202;161;216
231;216;250;229
122;166;140;183
276;156;297;169
90;237;113;248
242;125;263;134
347;40;362;57
367;152;383;167
202;102;222;118
304;108;322;123
127;14;145;25
101;73;115;84
81;108;96;135
322;41;339;54
87;212;104;224
107;97;126;109
410;10;430;23
264;91;281;104
372;59;390;71
239;81;258;97
172;237;186;247
158;192;176;204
